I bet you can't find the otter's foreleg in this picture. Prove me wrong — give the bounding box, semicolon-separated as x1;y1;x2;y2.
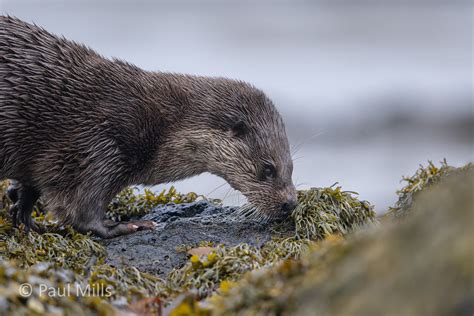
7;182;42;233
6;181;20;227
6;181;20;204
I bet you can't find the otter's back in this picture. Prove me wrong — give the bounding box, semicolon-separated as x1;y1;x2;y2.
0;16;109;178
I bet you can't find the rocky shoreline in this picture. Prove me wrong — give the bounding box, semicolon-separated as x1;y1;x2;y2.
103;201;293;277
0;161;472;315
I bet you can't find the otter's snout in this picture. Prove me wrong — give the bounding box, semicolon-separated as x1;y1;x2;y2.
276;185;298;219
280;198;298;218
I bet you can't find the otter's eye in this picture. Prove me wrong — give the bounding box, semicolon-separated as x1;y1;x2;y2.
262;164;277;180
231;120;247;137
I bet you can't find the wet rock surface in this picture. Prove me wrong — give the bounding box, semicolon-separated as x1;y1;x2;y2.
101;201;294;276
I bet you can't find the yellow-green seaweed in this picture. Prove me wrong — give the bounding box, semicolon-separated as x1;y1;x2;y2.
293;185;376;239
162;186;375;299
203;167;474;316
0;172;382;315
387;159;473;218
107;186;200;221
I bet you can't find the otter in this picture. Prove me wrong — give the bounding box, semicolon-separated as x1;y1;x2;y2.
0;16;297;238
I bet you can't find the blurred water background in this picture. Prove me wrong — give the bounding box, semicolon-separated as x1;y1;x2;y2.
1;0;472;213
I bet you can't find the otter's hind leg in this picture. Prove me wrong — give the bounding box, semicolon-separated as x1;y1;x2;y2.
83;219;158;239
77;217;157;239
70;199;157;239
8;182;42;233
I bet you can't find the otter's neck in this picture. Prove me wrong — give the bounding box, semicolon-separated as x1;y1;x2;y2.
124;72;212;185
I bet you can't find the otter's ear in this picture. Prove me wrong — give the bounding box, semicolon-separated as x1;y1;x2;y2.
230;121;247;137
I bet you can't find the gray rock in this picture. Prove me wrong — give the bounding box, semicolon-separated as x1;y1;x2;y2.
101;201;293;277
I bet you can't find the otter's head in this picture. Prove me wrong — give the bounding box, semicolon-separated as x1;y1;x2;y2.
183;78;297;222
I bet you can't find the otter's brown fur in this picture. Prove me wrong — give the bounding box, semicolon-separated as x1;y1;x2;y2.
0;16;297;238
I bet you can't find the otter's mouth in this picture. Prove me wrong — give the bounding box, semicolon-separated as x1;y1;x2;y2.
234;202;291;224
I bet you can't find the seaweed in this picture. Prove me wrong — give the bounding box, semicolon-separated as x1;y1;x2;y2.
107;186;200;221
165;238;314;299
167;244;268;298
0;260;117;315
387;160;473;218
0;178;377;314
0;180;11;212
293;185;376;239
204;166;474;315
0;182;172;313
2;226;106;270
162;186;375;299
206;235;345;316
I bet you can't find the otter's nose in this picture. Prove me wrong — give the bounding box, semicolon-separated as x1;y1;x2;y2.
281;199;298;214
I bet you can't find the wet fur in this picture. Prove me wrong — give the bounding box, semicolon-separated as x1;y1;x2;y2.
0;16;296;237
